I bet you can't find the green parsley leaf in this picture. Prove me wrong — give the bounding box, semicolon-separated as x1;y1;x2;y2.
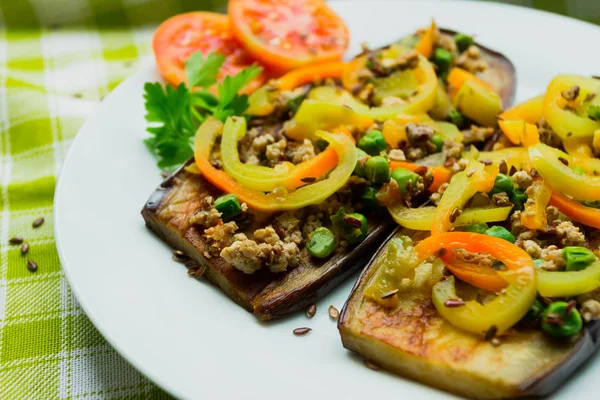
185;52;225;89
144;52;263;170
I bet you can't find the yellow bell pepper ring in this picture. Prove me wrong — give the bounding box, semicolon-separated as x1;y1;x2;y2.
537;261;600;298
477;147;532;172
500;95;544;125
431;160;499;235
194;117;358;212
528;143;600;202
543;75;600;139
387;204;513;231
414;232;536;335
453;79;503;127
221;117;293;192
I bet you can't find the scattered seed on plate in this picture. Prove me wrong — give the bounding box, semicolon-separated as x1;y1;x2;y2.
172;254;188;263
444;298;465;308
20;243;29;255
364;360;381;370
32;217;44;228
381;288;399;299
27;260;38;272
187;268;198;276
328;305;339;320
9;237;23;245
293;327;312;336
161;171;170;179
484;324;498;341
184;259;199;269
306;303;317;318
194;265;207;279
172;249;186;257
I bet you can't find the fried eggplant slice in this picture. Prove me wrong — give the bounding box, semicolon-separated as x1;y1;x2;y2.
399;28;516;108
142;160;395;320
339;229;600;399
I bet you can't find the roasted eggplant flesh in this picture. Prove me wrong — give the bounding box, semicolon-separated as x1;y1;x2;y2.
339;230;600;399
142;160;394;320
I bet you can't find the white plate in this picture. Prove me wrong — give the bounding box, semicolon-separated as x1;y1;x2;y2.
54;1;600;399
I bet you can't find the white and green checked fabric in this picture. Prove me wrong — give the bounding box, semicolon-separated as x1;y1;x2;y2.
0;0;224;398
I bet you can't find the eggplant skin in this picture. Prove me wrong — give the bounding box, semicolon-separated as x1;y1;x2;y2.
141;159;395;320
339;229;600;399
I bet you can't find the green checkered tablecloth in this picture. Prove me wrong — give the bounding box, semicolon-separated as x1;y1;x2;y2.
1;0;598;399
0;1;225;398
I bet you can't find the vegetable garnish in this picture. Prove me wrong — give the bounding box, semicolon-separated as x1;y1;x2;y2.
414;232;536;335
144;51;262;169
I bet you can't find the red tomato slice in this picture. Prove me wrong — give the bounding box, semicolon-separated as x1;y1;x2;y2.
228;0;349;73
152;12;268;93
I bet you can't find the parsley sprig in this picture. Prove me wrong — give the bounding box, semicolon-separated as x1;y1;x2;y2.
143;52;262;169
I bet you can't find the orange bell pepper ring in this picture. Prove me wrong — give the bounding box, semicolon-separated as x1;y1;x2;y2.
415;20;436;59
414;232;534;293
274;61;349;91
549;191;600;230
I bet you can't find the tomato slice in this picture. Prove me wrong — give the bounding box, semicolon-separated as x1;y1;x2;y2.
228;0;349;73
152;12;268;93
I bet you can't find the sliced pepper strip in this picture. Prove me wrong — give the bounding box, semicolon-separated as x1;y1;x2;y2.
387;204;513;231
414;20;436;59
500;95;543;124
274;61;348;91
440;250;508;293
194;117;357;211
389;161;450;192
529;143;600;201
414;232;536;335
537;261;600;298
477;147;532;172
543;75;600;139
563;137;600;175
498;95;543;144
431;160;498;235
521;177;552;231
549;191;600;230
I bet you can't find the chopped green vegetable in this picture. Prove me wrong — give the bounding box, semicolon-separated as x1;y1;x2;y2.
454;33;474;52
307;227;337;259
390;168;419;195
365;156;391;183
431;133;444;152
511;189;528;211
144;51;262;169
461;223;489;234
588;104;600;121
485;226;515;243
521;298;544;324
360;186;381;210
214;194;242;221
354;149;369;178
358;130;387;155
448;108;464;127
541;301;582;338
563;246;596;271
491;173;514;195
432;48;453;75
331;208;368;244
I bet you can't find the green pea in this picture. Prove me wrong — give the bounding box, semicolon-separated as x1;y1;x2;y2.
572;166;586;175
491;173;514;195
588;104;600;121
541;301;583;339
485;226;515;243
533;259;546;269
360;186;381;210
390;168;420;195
461;223;489;234
448;108;464;128
521;299;544;325
454;33;474;52
306;227;337;259
562;246;596;271
358;130;387;156
433;48;453;75
330;208;368;244
511;189;528;211
354;149;369;178
214;194;242;221
431;133;444;152
365;156;391;184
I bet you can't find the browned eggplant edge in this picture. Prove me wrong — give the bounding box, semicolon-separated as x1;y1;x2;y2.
338;226;600;398
142;158;396;320
439;28;517;108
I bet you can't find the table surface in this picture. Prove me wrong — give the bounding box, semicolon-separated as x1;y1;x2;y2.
0;1;597;399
